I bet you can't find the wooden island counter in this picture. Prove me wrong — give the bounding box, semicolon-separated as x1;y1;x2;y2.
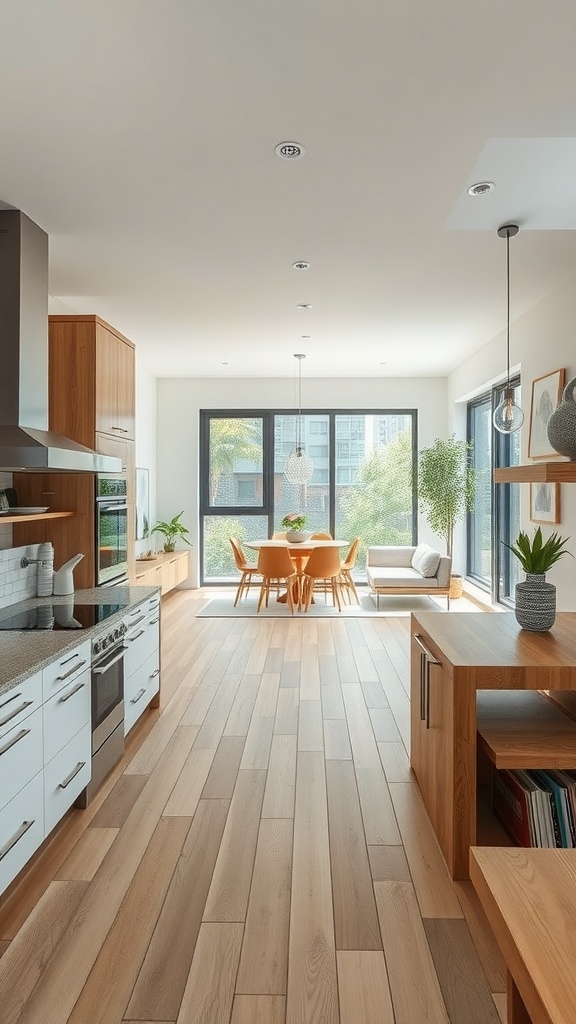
409;611;576;879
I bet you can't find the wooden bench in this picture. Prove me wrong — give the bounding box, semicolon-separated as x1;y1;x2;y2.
470;846;576;1024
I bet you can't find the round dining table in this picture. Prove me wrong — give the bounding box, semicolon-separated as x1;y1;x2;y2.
245;538;348;604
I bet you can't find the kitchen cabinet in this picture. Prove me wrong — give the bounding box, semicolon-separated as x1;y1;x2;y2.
132;550;189;596
0;645;92;895
13;315;136;589
123;594;161;735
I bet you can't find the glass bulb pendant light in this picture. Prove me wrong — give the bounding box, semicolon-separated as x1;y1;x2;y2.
284;353;314;484
493;224;524;434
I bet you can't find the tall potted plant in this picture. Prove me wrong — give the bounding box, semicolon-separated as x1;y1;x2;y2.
417;436;475;598
504;527;572;631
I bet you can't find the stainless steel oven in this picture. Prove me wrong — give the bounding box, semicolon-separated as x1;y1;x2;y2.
96;475;129;586
76;620;127;807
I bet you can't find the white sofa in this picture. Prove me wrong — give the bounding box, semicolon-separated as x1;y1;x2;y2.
366;543;452;609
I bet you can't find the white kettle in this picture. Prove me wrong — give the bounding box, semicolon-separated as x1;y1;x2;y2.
53;553;84;596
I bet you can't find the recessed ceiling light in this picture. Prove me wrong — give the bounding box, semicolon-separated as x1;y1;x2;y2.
467;181;495;197
292;261;310;270
297;303;312;310
275;141;305;160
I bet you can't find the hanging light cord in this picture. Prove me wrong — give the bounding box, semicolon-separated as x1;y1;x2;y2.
505;228;511;387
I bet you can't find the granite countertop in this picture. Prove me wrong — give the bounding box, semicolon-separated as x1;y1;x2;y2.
0;586;160;697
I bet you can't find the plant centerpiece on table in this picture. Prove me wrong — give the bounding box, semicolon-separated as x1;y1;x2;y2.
280;512;311;543
504;527;572;632
417;436;476;599
151;511;192;553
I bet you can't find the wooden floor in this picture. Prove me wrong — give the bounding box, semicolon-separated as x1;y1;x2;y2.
0;589;506;1024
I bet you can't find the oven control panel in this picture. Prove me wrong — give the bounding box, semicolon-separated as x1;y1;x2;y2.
92;622;127;658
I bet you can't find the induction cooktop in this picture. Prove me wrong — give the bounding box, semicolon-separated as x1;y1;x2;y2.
0;602;128;631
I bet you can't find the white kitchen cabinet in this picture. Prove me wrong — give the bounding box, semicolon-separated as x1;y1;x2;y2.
123;595;161;736
42;669;91;764
0;671;43;739
0;771;44;895
0;707;43;812
42;642;91;702
44;723;91;835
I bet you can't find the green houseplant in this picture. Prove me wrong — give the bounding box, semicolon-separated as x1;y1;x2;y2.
417;436;475;598
151;511;192;553
504;527;572;632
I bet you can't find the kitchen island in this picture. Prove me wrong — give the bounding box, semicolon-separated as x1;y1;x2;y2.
410;611;576;880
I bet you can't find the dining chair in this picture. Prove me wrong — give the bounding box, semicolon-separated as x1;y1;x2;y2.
310;531;333;539
272;531;287;539
256;546;299;614
338;536;360;605
229;537;262;606
300;545;344;612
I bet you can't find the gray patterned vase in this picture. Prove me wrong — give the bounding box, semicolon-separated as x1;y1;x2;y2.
514;573;556;632
547;376;576;460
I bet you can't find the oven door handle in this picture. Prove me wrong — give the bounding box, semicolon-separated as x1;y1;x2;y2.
92;645;128;674
98;503;129;513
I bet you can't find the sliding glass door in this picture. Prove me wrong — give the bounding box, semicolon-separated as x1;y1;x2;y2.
200;409;417;584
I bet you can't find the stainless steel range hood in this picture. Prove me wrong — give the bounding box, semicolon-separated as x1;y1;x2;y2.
0;209;122;473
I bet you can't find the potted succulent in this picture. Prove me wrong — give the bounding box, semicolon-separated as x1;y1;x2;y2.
417;436;476;598
504;527;572;631
151;511;192;553
281;512;311;543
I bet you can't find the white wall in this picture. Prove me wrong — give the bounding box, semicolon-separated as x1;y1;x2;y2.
157;376;448;587
448;273;576;611
134;361;158;557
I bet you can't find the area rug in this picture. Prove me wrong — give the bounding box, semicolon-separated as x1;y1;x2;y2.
196;591;451;618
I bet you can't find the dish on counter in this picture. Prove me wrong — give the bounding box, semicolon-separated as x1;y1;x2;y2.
5;507;50;515
136;555;158;562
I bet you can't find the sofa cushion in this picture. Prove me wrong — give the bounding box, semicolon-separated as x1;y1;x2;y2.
367;566;441;590
411;543;441;578
367;546;415;568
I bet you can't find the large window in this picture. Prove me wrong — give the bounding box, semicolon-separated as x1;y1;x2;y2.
200;409;417;584
467;379;522;604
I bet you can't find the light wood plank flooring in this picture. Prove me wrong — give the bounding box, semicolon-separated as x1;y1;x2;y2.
0;589;505;1024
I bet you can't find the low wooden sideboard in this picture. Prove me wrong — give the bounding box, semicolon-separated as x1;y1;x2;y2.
410;611;576;880
132;550;189;596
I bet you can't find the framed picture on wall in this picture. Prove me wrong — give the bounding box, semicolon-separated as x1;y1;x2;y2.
530;482;560;525
135;467;150;540
528;368;565;459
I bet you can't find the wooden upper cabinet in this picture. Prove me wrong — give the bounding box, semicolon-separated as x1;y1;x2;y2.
49;315;135;442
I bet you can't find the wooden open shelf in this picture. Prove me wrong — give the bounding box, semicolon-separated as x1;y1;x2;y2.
0;511;74;525
494;461;576;483
477;689;576;770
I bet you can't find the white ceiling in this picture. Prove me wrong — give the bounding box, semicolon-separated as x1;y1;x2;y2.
2;0;576;380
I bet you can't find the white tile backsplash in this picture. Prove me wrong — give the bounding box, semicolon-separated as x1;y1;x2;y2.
0;544;42;608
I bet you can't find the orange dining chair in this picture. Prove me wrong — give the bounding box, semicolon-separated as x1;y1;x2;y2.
310;531;333;540
229;537;262;606
300;545;344;612
272;531;287;539
256;546;299;614
338;537;361;605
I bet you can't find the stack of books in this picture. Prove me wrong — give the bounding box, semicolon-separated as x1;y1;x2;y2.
492;767;576;848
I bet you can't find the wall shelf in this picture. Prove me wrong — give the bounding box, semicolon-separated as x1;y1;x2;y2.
494;461;576;483
0;511;74;525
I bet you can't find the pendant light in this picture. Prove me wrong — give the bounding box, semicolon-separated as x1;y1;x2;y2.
493;223;524;434
284;353;314;484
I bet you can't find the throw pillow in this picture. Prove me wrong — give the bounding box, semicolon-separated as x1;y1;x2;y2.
411;543;441;578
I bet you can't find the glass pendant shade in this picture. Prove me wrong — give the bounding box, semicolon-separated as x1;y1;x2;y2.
284;446;314;484
493;387;525;434
284;353;314;484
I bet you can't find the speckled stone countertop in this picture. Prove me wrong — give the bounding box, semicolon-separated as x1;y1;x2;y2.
0;586;160;697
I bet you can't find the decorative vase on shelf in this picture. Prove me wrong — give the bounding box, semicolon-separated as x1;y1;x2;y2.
514;573;556;632
547;376;576;460
285;530;312;543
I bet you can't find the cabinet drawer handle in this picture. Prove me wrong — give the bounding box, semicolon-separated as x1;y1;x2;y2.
59;682;87;703
0;689;23;710
56;660;88;682
58;762;86;790
128;613;146;627
0;728;30;757
413;634;441;665
149;616;159;624
0;819;35;861
130;688;147;704
111;425;129;432
0;701;33;728
60;651;83;666
150;668;160;678
128;629;145;642
419;652;426;722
